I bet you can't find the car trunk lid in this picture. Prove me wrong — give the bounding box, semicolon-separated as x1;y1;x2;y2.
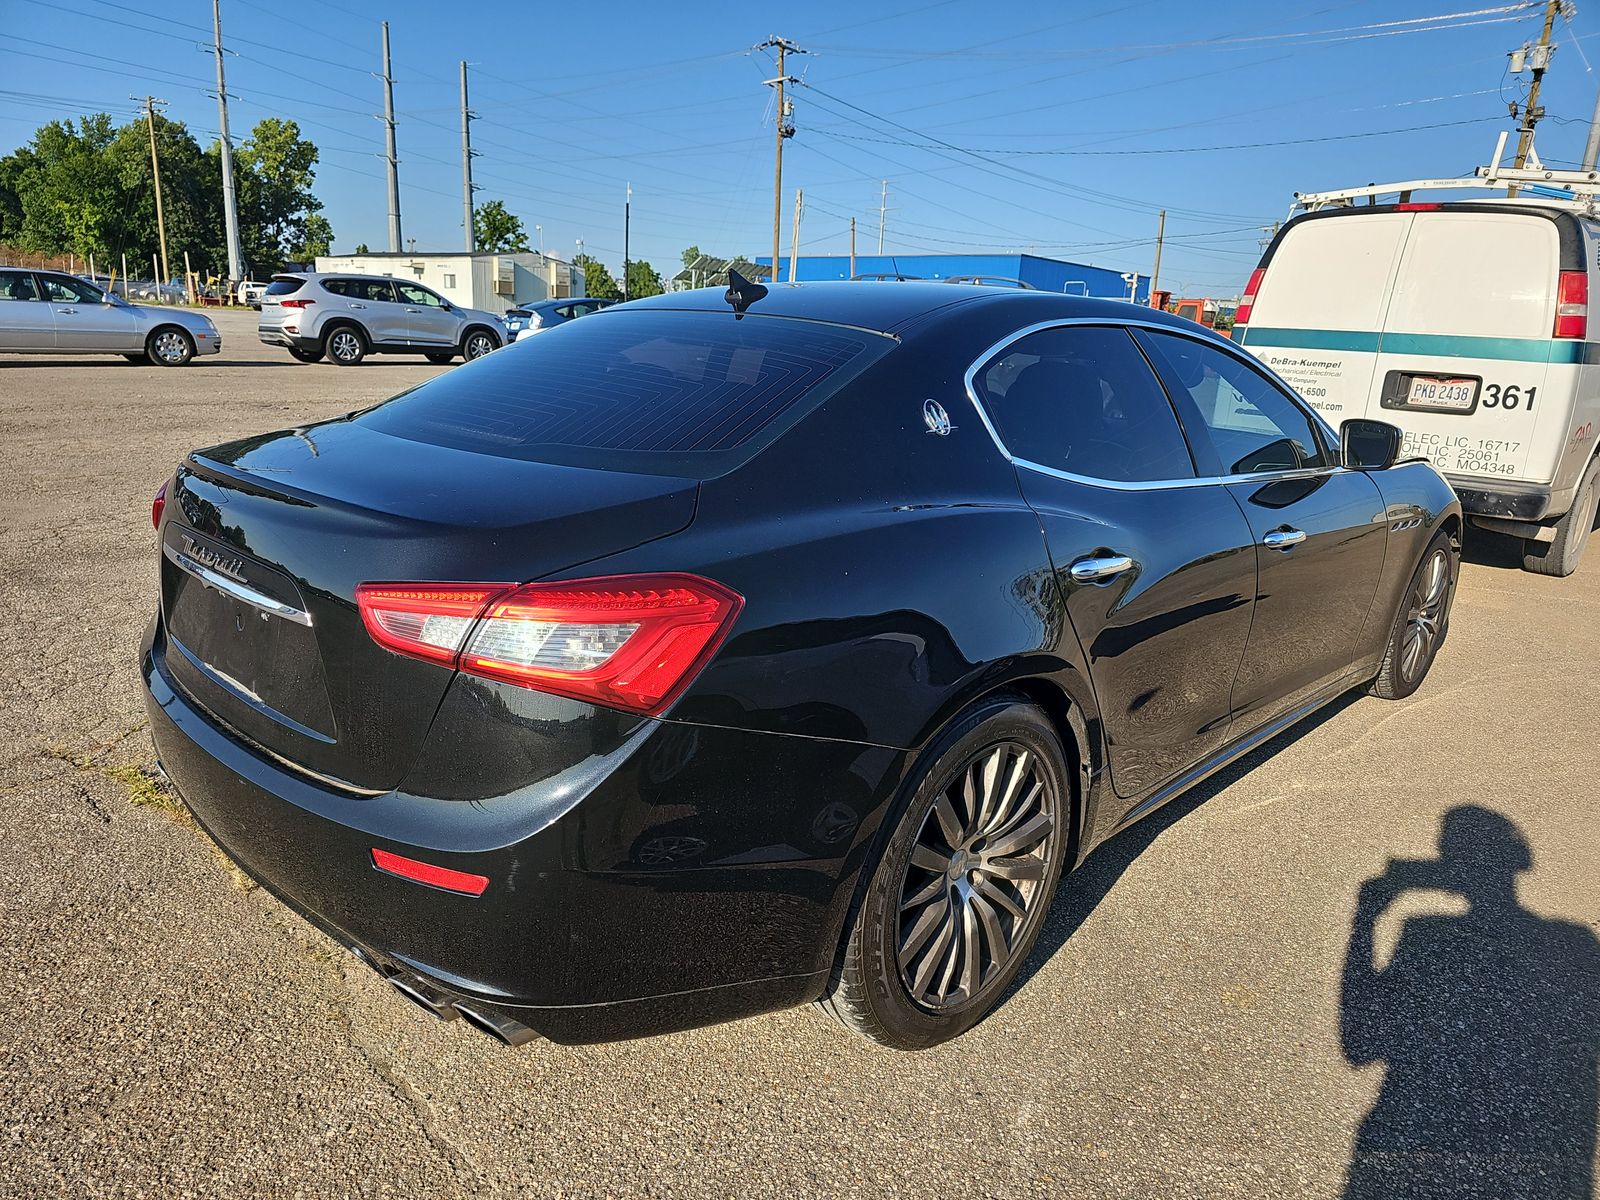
159;419;698;792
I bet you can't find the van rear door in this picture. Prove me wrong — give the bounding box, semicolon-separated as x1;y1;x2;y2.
1237;212;1410;421
1372;211;1561;486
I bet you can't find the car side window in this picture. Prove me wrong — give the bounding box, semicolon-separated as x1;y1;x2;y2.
551;304;575;319
1137;330;1330;475
40;275;101;304
0;270;41;302
973;324;1196;483
322;279;349;297
396;282;442;307
362;279;397;303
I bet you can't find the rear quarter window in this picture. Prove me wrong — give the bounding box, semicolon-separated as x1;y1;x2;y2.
355;310;896;477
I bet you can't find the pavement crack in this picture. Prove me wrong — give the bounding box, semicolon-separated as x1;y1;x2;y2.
332;961;489;1196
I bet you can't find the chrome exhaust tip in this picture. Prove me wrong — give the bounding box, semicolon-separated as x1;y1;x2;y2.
387;974;460;1022
454;1002;539;1047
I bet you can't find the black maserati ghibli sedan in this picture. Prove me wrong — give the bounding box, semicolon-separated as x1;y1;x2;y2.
142;281;1461;1049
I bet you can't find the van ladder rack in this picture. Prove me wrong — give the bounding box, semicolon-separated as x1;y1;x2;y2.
1289;131;1600;217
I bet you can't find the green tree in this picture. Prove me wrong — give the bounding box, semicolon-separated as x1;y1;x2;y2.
354;242;369;254
573;253;621;301
473;200;529;253
624;258;663;299
290;213;333;262
235;117;325;275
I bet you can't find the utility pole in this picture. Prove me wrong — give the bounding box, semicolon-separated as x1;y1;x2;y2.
850;216;856;278
1508;0;1562;194
789;187;803;282
878;179;890;253
460;61;474;252
141;96;171;286
212;0;244;291
759;36;803;282
1583;80;1600;170
623;182;632;301
1149;209;1166;307
380;21;401;252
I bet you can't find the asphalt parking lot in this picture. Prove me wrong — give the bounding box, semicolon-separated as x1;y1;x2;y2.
1;307;1596;1199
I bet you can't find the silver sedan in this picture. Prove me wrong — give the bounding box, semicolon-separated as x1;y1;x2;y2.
0;267;221;365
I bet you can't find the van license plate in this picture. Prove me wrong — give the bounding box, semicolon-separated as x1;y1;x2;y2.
1406;376;1477;410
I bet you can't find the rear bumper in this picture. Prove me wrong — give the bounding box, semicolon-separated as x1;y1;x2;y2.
141;615;904;1042
1444;475;1556;521
257;328;319;353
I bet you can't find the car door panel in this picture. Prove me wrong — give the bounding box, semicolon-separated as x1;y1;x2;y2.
1224;471;1388;726
395;282;458;346
1134;326;1390;732
41;276;140;351
968;323;1259;801
1021;477;1258;798
0;271;54;349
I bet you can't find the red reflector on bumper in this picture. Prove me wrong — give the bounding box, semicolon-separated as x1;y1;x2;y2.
371;847;489;896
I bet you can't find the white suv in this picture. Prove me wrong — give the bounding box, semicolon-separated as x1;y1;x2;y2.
258;272;504;366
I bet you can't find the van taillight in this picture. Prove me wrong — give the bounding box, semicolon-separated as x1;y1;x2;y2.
1236;267;1265;326
1555;271;1588;339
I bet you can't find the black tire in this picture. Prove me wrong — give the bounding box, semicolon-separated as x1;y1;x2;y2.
122;352;150;364
816;695;1071;1049
146;326;194;367
1370;529;1458;701
288;346;324;364
424;351;456;365
1522;461;1599;577
461;327;499;360
324;324;366;366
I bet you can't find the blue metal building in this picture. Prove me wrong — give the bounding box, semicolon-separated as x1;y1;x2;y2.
752;253;1149;302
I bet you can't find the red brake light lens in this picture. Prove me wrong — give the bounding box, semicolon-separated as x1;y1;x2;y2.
152;480;167;530
356;574;743;716
1396;202;1442;211
279;298;315;309
1236;267;1265;326
371;847;489;896
1555;270;1588;339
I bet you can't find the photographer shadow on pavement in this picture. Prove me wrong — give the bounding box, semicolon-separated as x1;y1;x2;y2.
1341;805;1600;1199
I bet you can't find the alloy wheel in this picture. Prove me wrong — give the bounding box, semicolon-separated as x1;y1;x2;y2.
464;332;495;359
153;330;190;364
896;741;1057;1013
1400;548;1450;682
330;330;361;363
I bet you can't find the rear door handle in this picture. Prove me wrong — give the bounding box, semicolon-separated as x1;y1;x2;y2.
1069;554;1135;584
56;307;76;314
349;302;366;309
406;307;422;313
1262;528;1308;551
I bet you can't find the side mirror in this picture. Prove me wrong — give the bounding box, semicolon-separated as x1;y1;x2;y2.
1340;418;1403;471
440;301;453;311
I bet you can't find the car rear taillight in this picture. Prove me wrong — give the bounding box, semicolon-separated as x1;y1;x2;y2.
1555;270;1588;339
356;574;742;716
152;481;167;530
354;583;511;667
1236;267;1265;326
279;298;315;309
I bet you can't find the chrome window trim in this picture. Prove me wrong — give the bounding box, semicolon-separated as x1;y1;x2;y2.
962;316;1344;492
162;542;314;626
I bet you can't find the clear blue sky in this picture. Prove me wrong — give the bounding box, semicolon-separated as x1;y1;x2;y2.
4;1;1598;295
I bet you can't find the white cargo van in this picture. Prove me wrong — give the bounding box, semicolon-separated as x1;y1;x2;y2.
1237;196;1600;576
